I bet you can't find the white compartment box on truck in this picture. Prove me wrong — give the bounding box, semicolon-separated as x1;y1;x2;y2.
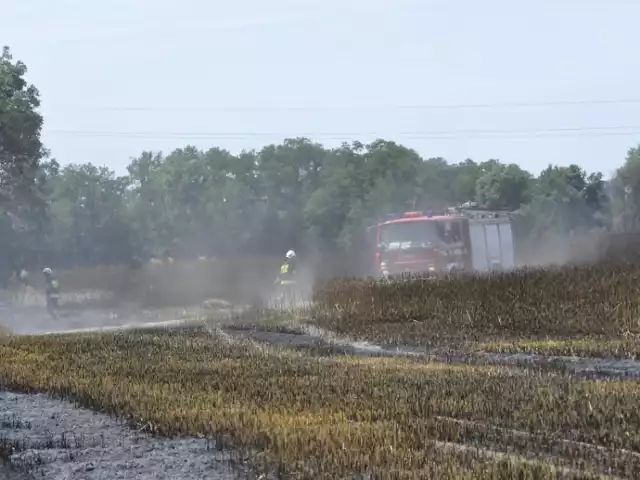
468;216;515;272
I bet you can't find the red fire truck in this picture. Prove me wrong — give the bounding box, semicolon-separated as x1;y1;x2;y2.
366;207;515;278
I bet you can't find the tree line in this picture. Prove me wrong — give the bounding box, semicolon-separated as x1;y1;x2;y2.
2;46;640;279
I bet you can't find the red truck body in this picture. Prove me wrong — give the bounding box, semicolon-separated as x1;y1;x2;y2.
366;209;514;278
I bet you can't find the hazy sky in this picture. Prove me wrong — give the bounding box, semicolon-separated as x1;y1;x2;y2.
3;0;640;177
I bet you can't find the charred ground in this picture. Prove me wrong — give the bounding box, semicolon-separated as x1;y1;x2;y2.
1;259;640;478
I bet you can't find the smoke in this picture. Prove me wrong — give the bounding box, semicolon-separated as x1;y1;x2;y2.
514;231;604;269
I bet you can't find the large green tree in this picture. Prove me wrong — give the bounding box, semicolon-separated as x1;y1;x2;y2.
475;162;532;211
612;146;640;231
48;163;131;267
516;164;608;237
0;46;49;280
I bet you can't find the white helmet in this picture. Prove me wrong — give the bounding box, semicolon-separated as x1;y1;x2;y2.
286;250;296;259
42;267;52;275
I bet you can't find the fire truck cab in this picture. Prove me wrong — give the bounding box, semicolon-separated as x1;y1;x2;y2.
366;208;515;278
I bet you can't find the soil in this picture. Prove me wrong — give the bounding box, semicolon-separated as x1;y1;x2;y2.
0;391;251;480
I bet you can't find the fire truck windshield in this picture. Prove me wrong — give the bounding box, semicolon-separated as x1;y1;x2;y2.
379;221;439;248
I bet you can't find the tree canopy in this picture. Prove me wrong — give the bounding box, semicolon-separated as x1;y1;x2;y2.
0;47;49;280
2;47;640;275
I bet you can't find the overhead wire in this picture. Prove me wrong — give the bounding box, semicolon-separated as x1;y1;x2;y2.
43;125;640;140
41;98;640;142
42;98;640;112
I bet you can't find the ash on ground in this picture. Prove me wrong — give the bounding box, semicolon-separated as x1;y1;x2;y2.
0;391;248;480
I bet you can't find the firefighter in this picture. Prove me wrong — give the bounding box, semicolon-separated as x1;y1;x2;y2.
278;250;297;283
273;250;297;304
42;267;60;319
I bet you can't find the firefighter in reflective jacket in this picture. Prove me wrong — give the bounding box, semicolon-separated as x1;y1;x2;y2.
276;250;297;286
42;267;60;319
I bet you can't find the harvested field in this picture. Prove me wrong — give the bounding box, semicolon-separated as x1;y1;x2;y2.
2;261;640;478
0;325;637;479
476;337;640;361
312;262;640;349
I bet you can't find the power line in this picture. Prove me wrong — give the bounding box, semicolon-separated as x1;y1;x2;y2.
44;125;640;140
43;98;640;112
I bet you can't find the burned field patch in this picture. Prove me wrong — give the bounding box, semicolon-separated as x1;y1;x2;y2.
0;324;637;479
1;262;640;478
312;263;640;350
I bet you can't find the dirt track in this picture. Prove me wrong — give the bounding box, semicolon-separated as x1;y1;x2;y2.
0;301;242;336
223;324;640;380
